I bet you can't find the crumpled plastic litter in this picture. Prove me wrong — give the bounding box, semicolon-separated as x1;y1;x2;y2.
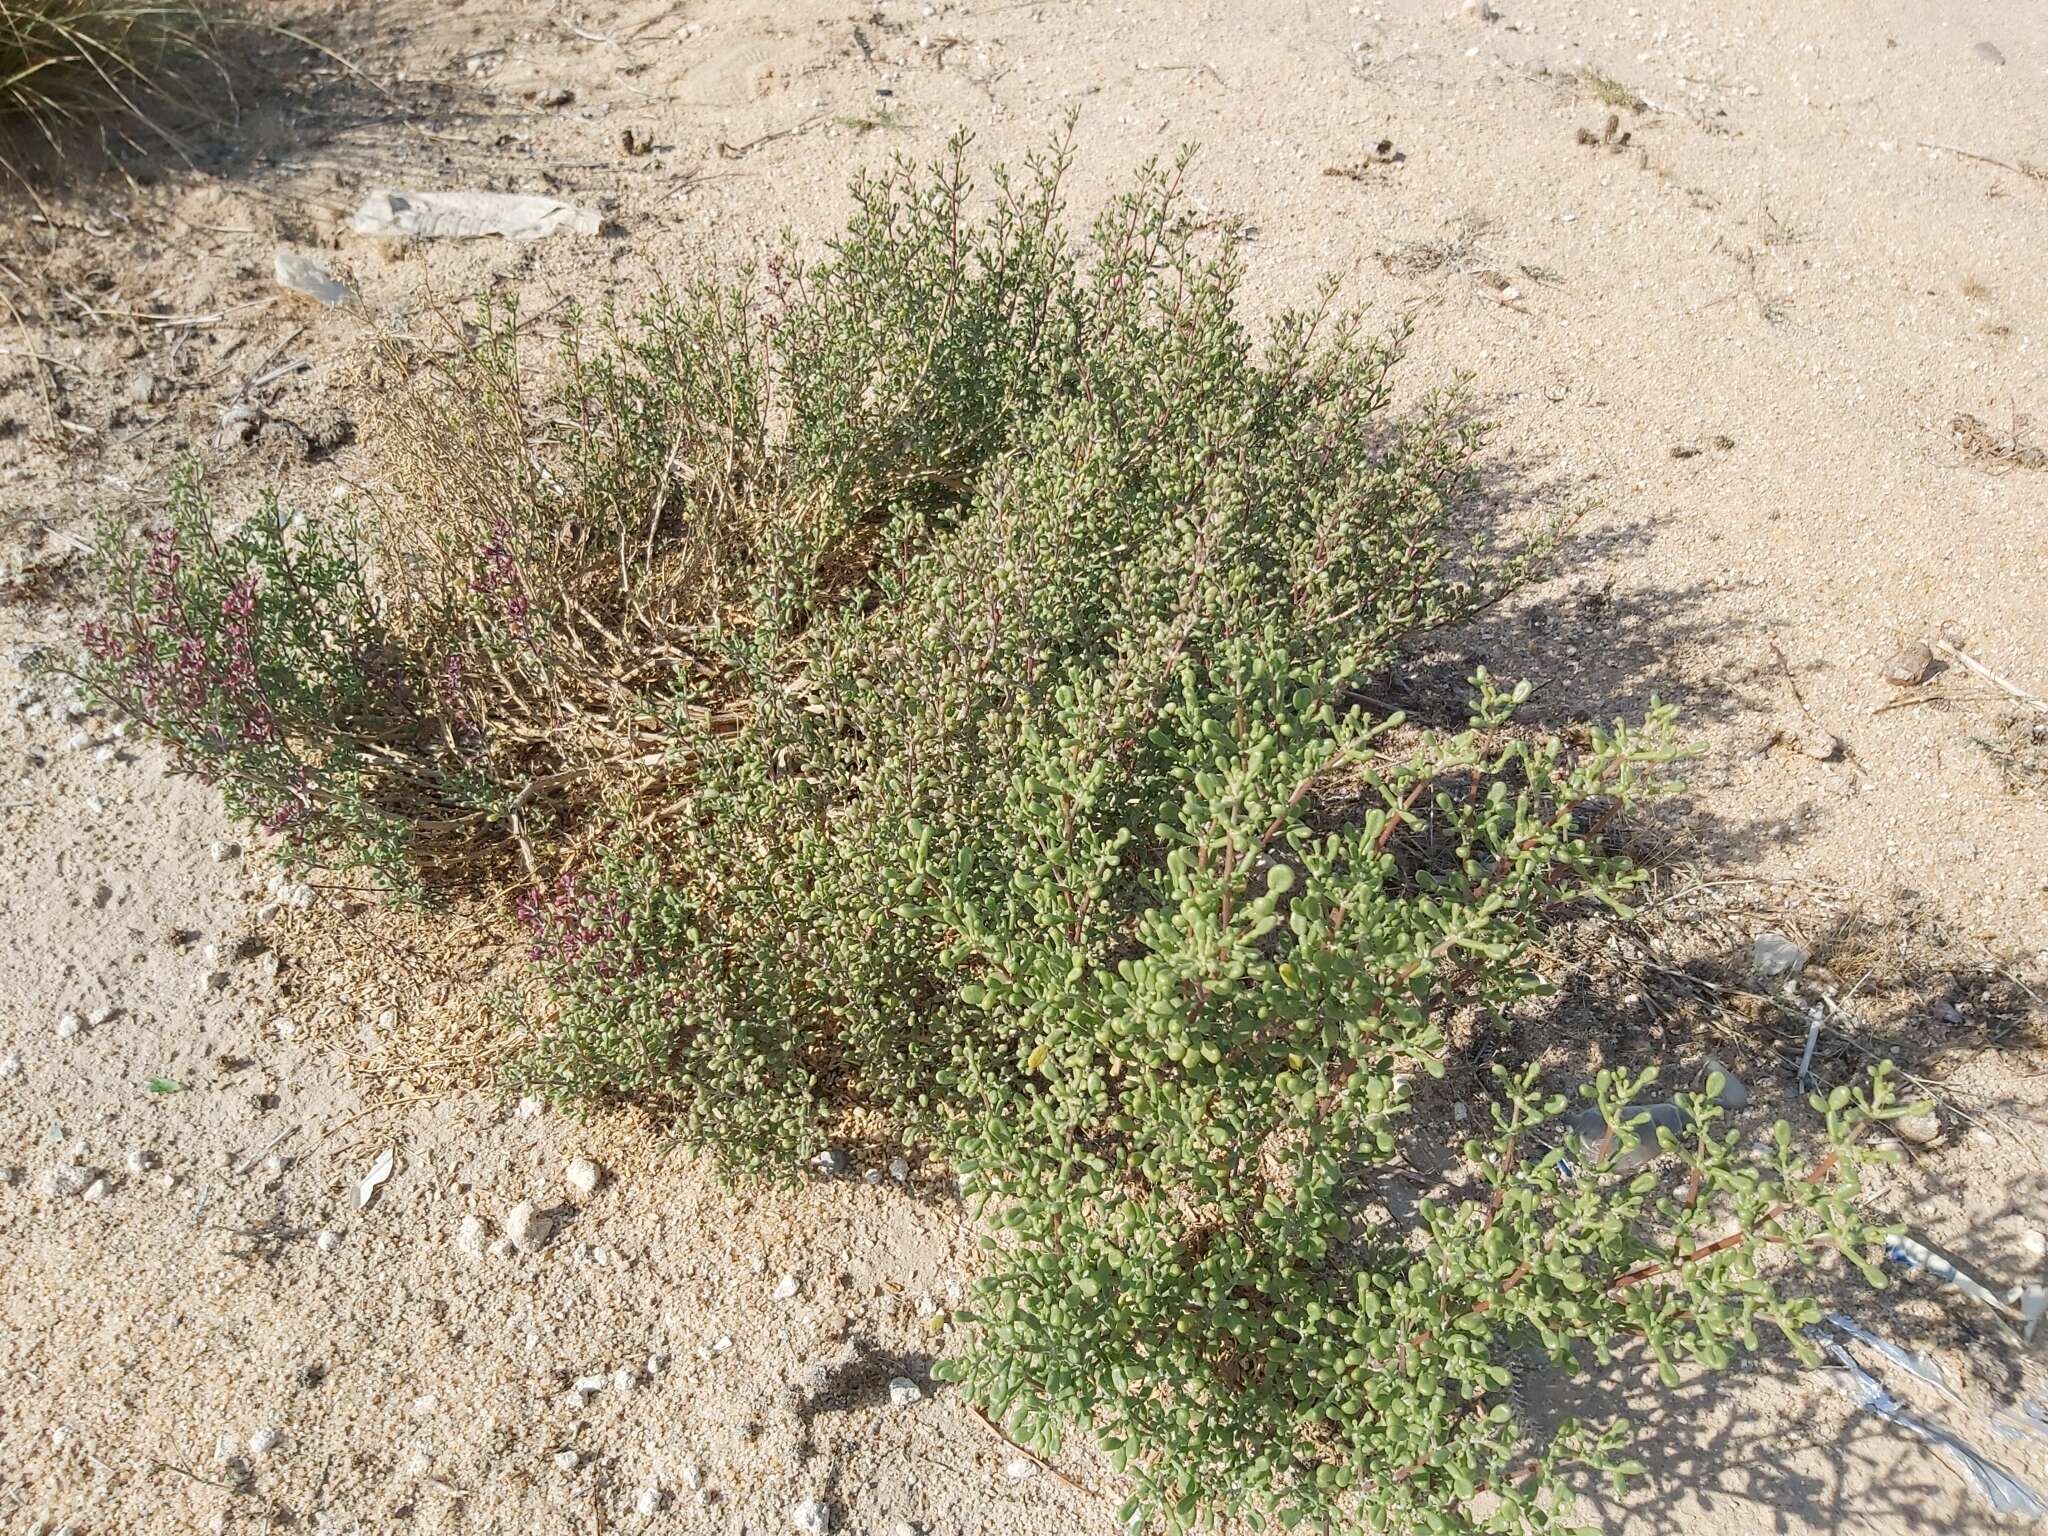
1823;1343;2048;1519
1888;1234;2048;1340
273;247;348;306
1825;1313;1959;1402
1991;1396;2048;1447
350;189;602;242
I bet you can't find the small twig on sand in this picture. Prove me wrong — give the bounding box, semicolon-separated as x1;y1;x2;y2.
1917;141;2047;181
1934;640;2048;715
964;1402;1097;1496
717;117;823;159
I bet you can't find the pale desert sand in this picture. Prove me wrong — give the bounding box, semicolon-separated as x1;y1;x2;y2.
2;2;2045;1532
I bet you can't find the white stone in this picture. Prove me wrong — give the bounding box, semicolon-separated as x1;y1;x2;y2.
455;1214;488;1259
554;1448;580;1472
41;1165;91;1198
771;1272;800;1301
87;1005;114;1027
215;1432;239;1463
82;1178;108;1202
679;1462;702;1490
506;1201;553;1251
248;1426;282;1456
636;1487;663;1516
315;1230;339;1253
2024;1230;2048;1259
55;1012;81;1040
565;1157;602;1198
1005;1457;1040;1480
573;1373;610;1394
888;1376;923;1406
210;840;237;863
611;1367;636;1392
0;1052;20;1079
517;1095;544;1118
888;1156;909;1181
791;1497;834;1535
126;1148;155;1175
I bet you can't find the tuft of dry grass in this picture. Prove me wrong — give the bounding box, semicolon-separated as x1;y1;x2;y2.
0;1;225;139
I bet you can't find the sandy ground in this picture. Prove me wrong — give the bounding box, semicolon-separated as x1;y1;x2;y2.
3;1;2047;1532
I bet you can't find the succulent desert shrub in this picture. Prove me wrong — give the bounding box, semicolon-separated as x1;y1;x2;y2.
74;133;1913;1535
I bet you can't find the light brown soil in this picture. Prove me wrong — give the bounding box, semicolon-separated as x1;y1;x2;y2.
3;2;2046;1533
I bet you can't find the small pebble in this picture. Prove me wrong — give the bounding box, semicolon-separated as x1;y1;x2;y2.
2022;1230;2047;1260
455;1214;488;1259
565;1157;602;1198
215;1432;239;1462
554;1448;581;1472
248;1426;282;1456
611;1367;636;1392
893;1525;922;1536
82;1178;108;1202
636;1487;663;1516
1972;40;2005;66
516;1095;544;1119
1005;1456;1040;1480
888;1156;910;1181
888;1376;923;1406
488;1236;514;1259
815;1148;848;1175
573;1373;610;1395
506;1200;553;1251
679;1462;702;1490
315;1229;339;1253
41;1165;92;1198
87;1005;114;1027
771;1272;800;1301
210;840;238;863
0;1052;20;1079
1883;642;1934;687
791;1497;834;1535
55;1012;81;1040
863;1168;883;1185
1893;1111;1943;1146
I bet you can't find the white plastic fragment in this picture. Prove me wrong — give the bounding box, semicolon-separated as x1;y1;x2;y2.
351;189;602;242
1751;931;1808;978
1826;1314;1959;1401
274;246;349;305
1823;1343;2048;1517
355;1147;396;1209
